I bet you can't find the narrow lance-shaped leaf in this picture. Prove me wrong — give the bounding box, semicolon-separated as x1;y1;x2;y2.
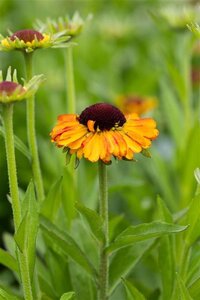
0;287;22;300
60;291;76;300
185;194;200;246
21;182;39;281
172;273;193;300
188;276;200;299
62;167;76;227
109;240;154;295
106;221;188;254
41;176;63;221
0;248;18;273
40;215;97;278
14;213;28;253
122;278;146;300
75;201;104;242
157;197;175;300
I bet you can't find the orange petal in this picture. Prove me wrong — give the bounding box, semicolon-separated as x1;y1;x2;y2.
87;120;95;132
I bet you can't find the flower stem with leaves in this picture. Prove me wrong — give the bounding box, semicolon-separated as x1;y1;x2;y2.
2;103;33;300
98;161;109;300
24;52;45;202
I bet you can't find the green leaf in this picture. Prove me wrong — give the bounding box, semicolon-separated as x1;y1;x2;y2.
140;149;178;211
68;260;96;300
75;201;104;242
172;273;193;300
0;287;22;300
122;278;146;300
60;292;75;300
0;248;18;273
160;80;183;146
106;221;188;254
37;258;58;299
3;233;16;257
179;122;200;205
61;167;76;227
156;196;175;299
158;236;174;300
0;125;31;161
185;194;200;246
17;182;39;280
40;294;54;300
156;196;173;223
45;249;72;296
40;216;97;277
41;177;63;221
188;276;200;299
109;240;154;295
109;214;125;242
14;213;28;252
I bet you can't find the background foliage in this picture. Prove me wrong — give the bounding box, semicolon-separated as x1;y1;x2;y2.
0;0;200;299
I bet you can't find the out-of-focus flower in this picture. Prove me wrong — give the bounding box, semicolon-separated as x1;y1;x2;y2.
35;12;86;40
0;67;44;104
156;6;200;29
50;103;159;163
0;29;70;53
98;15;134;40
116;95;157;116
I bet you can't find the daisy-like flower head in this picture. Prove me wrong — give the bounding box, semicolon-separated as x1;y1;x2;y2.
116;95;157;116
0;28;70;53
0;67;45;104
50;103;159;164
35;12;85;40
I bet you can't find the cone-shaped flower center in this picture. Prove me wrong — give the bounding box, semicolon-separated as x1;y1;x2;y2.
79;103;126;131
10;29;44;42
0;81;25;96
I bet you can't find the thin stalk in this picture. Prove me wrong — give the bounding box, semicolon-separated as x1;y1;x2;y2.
65;46;76;113
2;104;21;230
65;46;77;194
18;253;34;300
98;161;109;300
24;53;45;202
2;103;33;300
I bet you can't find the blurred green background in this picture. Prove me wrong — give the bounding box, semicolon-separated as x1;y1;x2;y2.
0;2;200;297
1;0;199;232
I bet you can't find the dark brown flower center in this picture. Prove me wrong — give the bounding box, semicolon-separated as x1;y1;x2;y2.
10;29;44;42
79;103;126;131
0;81;25;96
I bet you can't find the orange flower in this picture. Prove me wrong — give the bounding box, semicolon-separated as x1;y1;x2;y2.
50;103;159;163
116;95;157;116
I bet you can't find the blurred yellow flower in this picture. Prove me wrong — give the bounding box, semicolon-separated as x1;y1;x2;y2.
116;95;157;116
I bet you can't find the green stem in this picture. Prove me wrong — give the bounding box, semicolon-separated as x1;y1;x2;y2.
65;47;76;113
2;104;21;230
24;53;45;202
65;46;77;195
98;161;109;300
19;254;34;300
2;104;33;300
